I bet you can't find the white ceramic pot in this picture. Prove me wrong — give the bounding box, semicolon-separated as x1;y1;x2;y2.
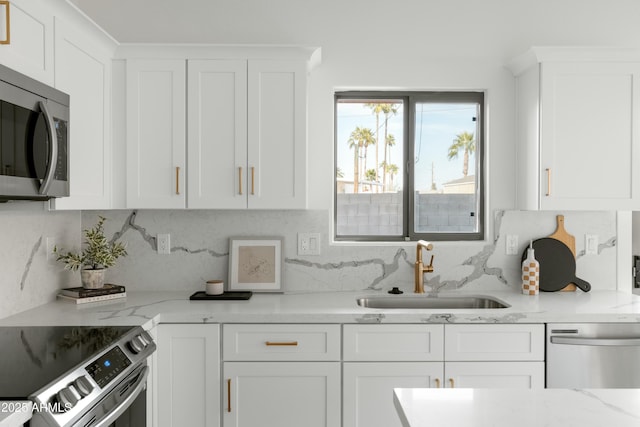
81;268;106;289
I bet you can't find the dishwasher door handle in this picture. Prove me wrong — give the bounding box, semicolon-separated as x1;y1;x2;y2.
551;336;640;346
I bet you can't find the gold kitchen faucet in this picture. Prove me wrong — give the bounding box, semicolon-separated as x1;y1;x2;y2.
414;240;434;293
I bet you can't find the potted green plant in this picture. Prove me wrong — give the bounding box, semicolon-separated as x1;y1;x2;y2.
54;216;127;289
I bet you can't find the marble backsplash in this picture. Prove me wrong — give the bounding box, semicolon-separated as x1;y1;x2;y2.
0;203;80;319
80;209;618;295
0;207;618;320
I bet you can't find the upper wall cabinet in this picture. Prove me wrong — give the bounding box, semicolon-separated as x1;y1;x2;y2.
126;59;187;209
122;46;318;210
509;47;640;210
0;0;54;85
188;59;307;209
50;15;116;210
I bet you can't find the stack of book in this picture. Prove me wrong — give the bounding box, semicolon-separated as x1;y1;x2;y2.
57;284;126;304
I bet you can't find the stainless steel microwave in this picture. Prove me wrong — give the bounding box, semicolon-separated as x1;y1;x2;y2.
0;64;69;201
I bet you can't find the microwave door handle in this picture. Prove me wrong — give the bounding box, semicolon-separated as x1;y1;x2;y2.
37;100;58;195
550;336;640;346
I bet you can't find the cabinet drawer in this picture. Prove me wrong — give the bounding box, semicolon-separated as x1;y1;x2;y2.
343;324;444;361
444;324;544;361
223;324;340;361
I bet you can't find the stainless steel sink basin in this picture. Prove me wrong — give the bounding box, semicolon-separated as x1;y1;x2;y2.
356;295;510;309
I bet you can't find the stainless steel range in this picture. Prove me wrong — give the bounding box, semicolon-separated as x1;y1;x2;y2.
0;325;155;427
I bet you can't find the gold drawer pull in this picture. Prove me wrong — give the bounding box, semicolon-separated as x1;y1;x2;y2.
227;379;231;412
175;166;180;195
265;341;298;346
238;167;243;195
0;1;9;45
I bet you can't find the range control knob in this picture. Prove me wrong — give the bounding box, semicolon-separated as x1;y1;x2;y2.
57;385;81;410
128;334;147;354
73;375;95;397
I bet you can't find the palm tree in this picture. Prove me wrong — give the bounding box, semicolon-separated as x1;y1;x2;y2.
387;163;399;191
348;127;375;193
383;133;396;191
381;103;399;190
448;131;475;177
365;103;384;191
365;169;377;182
336;167;344;179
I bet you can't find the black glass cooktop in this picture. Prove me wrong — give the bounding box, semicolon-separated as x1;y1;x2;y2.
0;326;135;399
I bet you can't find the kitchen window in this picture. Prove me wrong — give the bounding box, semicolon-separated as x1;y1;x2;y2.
334;91;484;241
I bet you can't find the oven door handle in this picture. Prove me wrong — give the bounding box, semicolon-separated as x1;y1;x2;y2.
37;100;58;196
90;365;149;427
550;336;640;346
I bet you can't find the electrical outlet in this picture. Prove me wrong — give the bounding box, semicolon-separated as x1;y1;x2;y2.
585;234;598;255
157;234;171;254
506;235;519;255
298;233;321;255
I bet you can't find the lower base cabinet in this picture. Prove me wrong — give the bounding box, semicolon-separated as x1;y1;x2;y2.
445;361;544;388
157;324;220;427
343;362;441;427
223;362;341;427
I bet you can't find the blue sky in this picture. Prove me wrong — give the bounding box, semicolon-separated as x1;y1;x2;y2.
336;101;478;192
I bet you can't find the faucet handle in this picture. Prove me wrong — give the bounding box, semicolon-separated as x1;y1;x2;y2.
426;255;434;272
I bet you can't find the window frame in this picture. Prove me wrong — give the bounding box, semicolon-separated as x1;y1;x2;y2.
334;90;485;242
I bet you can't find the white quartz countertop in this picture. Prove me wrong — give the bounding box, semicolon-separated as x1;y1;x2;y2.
393;388;640;427
2;289;640;327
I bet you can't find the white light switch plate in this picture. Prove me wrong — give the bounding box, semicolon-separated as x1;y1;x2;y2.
585;234;598;255
506;235;519;255
298;233;321;255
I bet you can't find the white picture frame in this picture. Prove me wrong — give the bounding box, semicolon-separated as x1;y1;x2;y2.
228;237;283;292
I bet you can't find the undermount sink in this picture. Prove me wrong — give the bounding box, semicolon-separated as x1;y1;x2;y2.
356;295;510;309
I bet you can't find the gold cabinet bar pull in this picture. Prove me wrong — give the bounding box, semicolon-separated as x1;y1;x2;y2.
265;341;298;346
227;379;231;412
449;378;455;388
434;378;440;388
546;168;551;196
0;1;10;45
238;167;243;195
175;166;180;195
251;166;255;195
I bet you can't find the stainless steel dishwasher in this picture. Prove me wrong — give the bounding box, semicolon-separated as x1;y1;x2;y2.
547;323;640;388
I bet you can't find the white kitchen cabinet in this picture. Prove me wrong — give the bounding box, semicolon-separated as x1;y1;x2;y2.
246;60;307;209
129;55;308;209
343;362;441;427
223;362;340;427
223;323;341;361
187;59;247;209
510;47;640;210
0;0;54;85
343;324;444;361
444;361;544;388
126;59;186;208
187;59;307;209
50;15;116;210
342;324;545;427
157;324;220;427
222;324;340;427
444;324;545;361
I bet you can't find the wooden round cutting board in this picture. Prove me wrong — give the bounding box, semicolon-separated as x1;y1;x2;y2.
548;215;577;292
